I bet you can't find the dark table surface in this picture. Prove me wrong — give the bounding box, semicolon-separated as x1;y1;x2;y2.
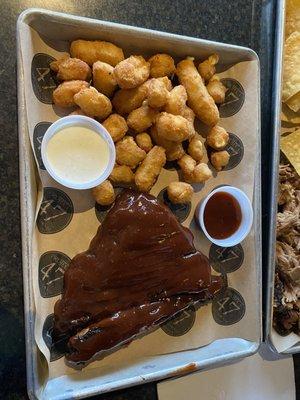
0;0;299;399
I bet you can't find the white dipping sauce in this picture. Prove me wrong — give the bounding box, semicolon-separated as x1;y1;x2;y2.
46;126;109;184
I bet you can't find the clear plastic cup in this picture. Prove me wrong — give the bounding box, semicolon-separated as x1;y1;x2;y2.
195;185;253;247
41;115;115;190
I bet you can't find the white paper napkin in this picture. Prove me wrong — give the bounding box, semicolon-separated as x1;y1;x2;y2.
157;344;295;400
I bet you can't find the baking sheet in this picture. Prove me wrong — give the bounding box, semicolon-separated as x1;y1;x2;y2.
17;8;261;399
266;0;300;355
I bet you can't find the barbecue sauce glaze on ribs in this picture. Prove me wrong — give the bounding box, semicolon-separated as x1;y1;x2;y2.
53;190;223;364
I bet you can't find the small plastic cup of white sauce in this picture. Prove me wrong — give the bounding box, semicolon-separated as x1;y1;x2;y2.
194;185;253;248
41;115;115;190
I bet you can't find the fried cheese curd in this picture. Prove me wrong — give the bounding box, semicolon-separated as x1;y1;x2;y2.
181;106;195;124
116;136;146;168
112;82;149;115
206;125;229;150
114;55;150;89
177;58;219;126
185;163;213;183
127;103;158;132
51;57;91;81
165;85;187;115
102;114;128;142
92;61;118;97
156;112;194;142
135;132;153;153
167;182;194;204
210;151;230;171
206;75;227;104
178;154;197;175
74;86;112;119
52;80;89;107
70;39;124;66
109;165;134;184
49;54;70;72
148;53;176;78
150;125;184;161
188;137;204;162
198;54;219;82
164;85;196;136
135;146;166;192
92;180;115;206
147;78;170;108
178;154;212;184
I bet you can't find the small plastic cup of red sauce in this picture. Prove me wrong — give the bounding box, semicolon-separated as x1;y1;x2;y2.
195;186;253;247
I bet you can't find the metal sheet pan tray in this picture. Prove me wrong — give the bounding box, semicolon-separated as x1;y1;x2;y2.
17;8;261;399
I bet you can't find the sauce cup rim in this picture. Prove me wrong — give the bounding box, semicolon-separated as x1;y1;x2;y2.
41;115;116;190
197;185;253;248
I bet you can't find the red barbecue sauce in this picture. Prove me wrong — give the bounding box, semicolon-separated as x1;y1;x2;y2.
204;192;242;239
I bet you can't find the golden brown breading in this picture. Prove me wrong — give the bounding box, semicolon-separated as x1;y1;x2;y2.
53;58;91;81
210;151;230;171
178;154;197;175
114;55;150;89
50;54;70;72
52;80;89;108
165;143;185;161
70;39;124;66
176;59;219;126
165;85;187;115
116;136;146;168
198;54;219;82
92;180;115;206
150;125;184;161
184;163;212;183
206;125;229;150
147;78;169;108
109;165;134;184
92;61;118;97
73;86;112;119
157;76;173;91
206;76;227;104
135;146;166;192
127;103;158;133
148;54;176;78
135;132;153;152
167;182;194;204
156;112;194;142
112;82;149;115
181;106;195;124
102;114;128;142
188;137;203;162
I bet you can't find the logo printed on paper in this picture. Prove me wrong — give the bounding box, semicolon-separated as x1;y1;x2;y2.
157;188;191;223
223;133;244;170
161;306;196;336
39;251;71;298
212;287;245;325
31;53;58;104
42;314;66;361
37;187;74;234
219;78;245;117
33;122;51;170
209;244;244;274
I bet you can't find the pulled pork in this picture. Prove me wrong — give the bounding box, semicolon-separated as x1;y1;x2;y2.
273;164;300;335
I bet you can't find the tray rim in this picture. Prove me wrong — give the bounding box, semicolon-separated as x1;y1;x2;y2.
265;0;300;355
17;7;262;399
